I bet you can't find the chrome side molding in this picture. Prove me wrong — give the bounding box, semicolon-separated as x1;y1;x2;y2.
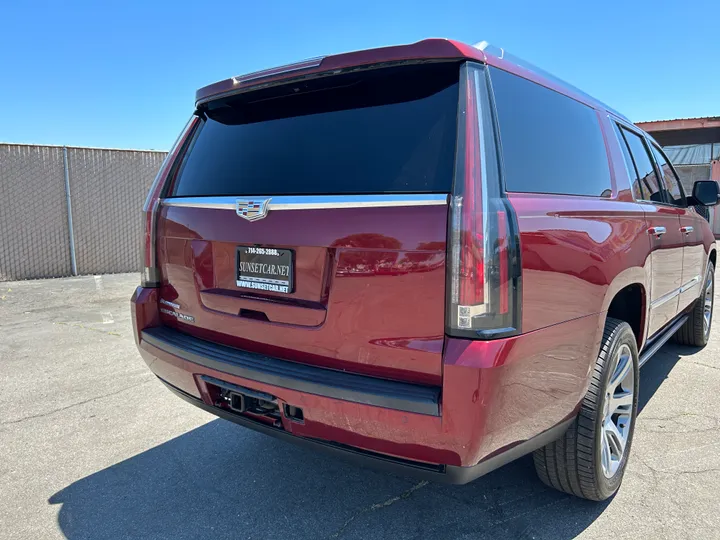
679;275;700;293
650;288;680;310
651;275;701;310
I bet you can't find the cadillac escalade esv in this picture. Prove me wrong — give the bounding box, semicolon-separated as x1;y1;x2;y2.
131;39;718;500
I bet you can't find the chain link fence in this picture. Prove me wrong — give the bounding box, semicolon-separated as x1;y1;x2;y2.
0;143;166;281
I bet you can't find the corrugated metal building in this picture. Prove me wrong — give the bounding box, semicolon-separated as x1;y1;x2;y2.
637;116;720;236
637;116;720;187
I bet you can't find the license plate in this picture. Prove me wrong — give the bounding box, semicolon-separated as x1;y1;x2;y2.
236;246;294;294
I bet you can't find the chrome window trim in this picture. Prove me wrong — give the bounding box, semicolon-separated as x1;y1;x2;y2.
161;194;449;211
647;141;688;208
610;116;672;206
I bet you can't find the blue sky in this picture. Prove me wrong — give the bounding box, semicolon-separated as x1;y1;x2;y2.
2;0;718;150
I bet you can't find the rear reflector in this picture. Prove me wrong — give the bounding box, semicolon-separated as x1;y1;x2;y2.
446;62;521;339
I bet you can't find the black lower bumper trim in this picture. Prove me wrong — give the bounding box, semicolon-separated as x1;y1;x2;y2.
142;326;440;416
159;377;573;485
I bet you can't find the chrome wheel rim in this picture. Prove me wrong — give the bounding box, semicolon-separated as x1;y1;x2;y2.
601;343;634;478
703;270;713;338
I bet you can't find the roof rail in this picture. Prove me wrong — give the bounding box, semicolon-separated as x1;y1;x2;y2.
474;41;630;123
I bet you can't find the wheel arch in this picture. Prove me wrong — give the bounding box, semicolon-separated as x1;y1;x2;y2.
601;268;648;350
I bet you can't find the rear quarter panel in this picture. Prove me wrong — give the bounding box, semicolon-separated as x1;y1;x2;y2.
507;111;653;346
476;187;651;465
509;194;650;336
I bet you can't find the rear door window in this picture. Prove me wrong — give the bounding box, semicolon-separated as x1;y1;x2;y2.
650;144;686;206
170;64;460;197
620;127;664;203
489;67;612;197
612;123;645;200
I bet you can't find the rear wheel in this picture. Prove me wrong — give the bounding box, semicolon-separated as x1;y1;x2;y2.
675;262;714;347
533;317;639;500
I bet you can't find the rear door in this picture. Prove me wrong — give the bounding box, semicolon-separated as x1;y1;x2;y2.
649;142;704;311
155;62;461;385
617;124;683;337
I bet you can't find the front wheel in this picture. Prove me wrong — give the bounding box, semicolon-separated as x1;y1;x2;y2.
533;317;639;500
675;262;714;347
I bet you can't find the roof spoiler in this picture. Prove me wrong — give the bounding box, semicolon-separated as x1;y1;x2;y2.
195;38;482;105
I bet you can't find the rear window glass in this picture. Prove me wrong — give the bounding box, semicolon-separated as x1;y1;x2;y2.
490;67;612;197
612;123;645;200
171;64;460;197
621;127;664;203
651;144;685;206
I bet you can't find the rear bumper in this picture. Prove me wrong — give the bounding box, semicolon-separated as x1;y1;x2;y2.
142;326;441;416
132;286;602;481
159;375;572;484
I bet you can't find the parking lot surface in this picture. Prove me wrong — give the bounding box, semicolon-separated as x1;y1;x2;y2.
1;273;719;539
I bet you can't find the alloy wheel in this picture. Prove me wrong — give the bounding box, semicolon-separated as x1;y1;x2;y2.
601;343;634;478
703;270;714;338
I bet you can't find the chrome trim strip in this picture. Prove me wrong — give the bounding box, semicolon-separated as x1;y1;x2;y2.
162;198;233;210
679;275;701;293
650;287;680;309
649;275;700;310
161;194;449;211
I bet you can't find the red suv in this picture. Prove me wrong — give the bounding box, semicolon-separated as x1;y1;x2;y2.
132;39;718;501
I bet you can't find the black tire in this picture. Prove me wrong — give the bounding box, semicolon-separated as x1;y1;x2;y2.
533;317;639;501
675;262;714;347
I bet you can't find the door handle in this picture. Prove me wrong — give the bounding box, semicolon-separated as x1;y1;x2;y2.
680;226;694;234
647;226;666;237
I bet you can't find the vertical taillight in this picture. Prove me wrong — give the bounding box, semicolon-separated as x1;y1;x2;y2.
141;115;199;287
447;63;521;339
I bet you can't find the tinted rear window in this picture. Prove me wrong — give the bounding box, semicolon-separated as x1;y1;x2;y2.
621;127;663;203
171;64;460;197
650;144;685;206
612;122;645;201
490;67;612;197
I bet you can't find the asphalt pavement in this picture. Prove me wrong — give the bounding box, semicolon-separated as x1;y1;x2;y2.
1;273;719;539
